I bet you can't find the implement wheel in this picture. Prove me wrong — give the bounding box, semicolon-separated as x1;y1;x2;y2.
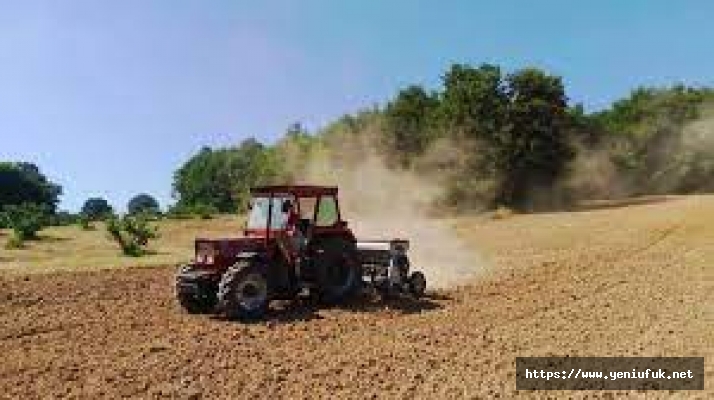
408;271;427;298
313;237;362;304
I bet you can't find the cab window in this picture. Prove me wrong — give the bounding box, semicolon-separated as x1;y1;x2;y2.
315;196;339;227
298;197;317;219
247;195;293;230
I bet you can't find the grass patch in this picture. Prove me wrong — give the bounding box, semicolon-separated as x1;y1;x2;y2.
4;233;24;250
0;215;244;274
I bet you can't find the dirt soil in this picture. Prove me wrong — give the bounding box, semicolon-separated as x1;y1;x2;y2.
0;195;712;399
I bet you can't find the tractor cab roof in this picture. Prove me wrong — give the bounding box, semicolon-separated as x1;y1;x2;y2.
250;185;338;197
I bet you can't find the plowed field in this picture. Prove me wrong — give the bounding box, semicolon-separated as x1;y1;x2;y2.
1;195;712;399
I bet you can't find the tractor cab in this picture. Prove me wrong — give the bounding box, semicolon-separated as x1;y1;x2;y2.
244;185;352;245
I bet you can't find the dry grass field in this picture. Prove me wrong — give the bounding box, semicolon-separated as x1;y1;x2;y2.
0;195;711;398
0;215;243;274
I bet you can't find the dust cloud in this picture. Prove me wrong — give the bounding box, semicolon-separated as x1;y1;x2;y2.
293;133;487;289
563;105;714;200
561;143;631;200
672;107;714;191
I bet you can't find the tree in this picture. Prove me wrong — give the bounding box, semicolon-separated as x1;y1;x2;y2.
172;138;280;213
437;64;574;208
493;68;574;207
434;64;510;207
273;123;323;183
439;63;509;141
81;197;114;220
384;85;440;166
0;162;62;213
566;103;605;146
127;194;160;215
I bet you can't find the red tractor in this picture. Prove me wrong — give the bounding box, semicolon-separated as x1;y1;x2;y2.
175;185;427;319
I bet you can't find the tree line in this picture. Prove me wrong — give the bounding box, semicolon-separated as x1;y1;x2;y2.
3;62;714;240
171;63;714;213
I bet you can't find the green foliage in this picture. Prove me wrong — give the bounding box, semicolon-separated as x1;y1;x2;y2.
173;138;279;213
590;85;714;195
1;203;48;242
164;205;192;220
166;203;218;220
5;232;24;250
81;197;114;220
169;64;575;210
383;86;440;166
106;214;159;257
171;64;713;213
47;211;79;227
128;193;160;215
439;63;509;140
272;123;323;183
193;203;219;219
77;213;94;230
435;65;574;208
0;162;62;213
495;68;574;207
592;85;714;137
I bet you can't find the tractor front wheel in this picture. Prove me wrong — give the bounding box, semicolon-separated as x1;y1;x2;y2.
175;264;218;314
217;260;269;320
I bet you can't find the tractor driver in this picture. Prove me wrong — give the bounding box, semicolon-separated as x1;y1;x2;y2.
281;199;307;256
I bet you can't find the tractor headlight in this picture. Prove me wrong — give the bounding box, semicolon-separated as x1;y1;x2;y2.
196;243;218;264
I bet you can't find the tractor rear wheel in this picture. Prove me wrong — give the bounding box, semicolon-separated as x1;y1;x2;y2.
312;237;362;304
217;260;269;320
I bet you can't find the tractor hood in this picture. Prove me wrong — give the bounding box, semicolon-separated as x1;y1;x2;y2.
193;237;265;267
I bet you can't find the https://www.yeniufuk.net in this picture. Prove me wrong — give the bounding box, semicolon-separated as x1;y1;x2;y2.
525;368;695;382
516;357;703;390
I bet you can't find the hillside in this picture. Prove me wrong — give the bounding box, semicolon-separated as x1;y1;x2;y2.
0;195;711;398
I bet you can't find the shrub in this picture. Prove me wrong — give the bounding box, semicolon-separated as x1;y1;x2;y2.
1;203;48;242
164;209;193;220
4;232;24;249
491;205;515;220
106;214;159;257
47;211;78;227
193;203;218;220
77;214;94;230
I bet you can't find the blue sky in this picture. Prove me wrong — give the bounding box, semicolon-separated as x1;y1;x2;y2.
1;1;712;212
